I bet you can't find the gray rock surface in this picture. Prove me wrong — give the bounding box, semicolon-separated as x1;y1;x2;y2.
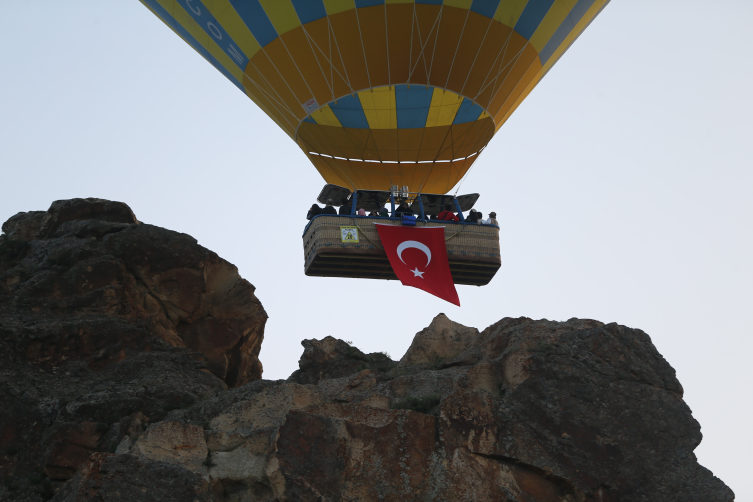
0;198;266;500
398;312;479;367
0;198;733;501
111;317;733;502
51;453;213;502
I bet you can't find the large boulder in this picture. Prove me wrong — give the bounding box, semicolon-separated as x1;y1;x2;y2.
288;336;395;385
398;312;479;367
0;198;267;498
0;197;266;385
108;316;732;502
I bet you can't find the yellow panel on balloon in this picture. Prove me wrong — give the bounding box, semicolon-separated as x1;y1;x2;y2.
324;0;355;16
310;106;342;127
426;89;463;128
258;0;300;35
358;87;397;130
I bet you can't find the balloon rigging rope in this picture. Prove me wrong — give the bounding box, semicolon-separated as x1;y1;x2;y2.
452;46;543;197
476;45;528;105
415;5;470;193
327;19;356;95
414;117;431;193
324;19;355;96
329;24;334;100
302;124;358;190
239;4;536;195
354;7;373;90
298;23;335;101
366;129;395;188
473;26;517;103
295;7;365;101
240;56;304;133
444;7;472;89
250;51;300;118
453;154;478;197
420;110;478;193
310;128;360;190
428;39;537;195
459;15;496;97
427;7;444;83
241;70;298;133
416;99;468;192
242;63;295;120
408;4;441;84
293;17;358;104
384;4;391;84
276;39;318;108
413;18;530;194
407;4;416;86
241;81;290;132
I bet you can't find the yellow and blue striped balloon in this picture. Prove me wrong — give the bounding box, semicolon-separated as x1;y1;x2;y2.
140;0;610;194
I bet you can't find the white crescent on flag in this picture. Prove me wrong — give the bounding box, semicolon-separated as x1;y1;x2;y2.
397;240;432;267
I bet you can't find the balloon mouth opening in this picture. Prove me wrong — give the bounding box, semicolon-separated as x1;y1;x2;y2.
306;149;483;164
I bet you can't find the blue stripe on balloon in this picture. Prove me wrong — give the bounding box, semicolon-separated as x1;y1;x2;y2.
140;0;245;92
356;0;384;7
291;0;328;24
329;95;370;129
538;0;598;64
230;0;278;48
470;0;501;19
175;0;249;70
453;98;484;124
514;0;556;40
416;0;443;5
395;85;433;129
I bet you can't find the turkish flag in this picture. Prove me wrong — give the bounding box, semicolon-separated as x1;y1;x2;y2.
376;224;460;306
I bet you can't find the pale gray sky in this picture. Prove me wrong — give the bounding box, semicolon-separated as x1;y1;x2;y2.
1;1;750;498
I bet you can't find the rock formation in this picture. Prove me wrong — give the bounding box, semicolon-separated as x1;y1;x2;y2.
0;199;733;501
0;199;266;498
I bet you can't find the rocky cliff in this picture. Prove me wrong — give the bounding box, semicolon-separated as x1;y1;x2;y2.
0;199;266;498
0;199;733;501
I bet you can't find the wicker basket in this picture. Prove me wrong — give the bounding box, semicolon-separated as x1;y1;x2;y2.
302;216;500;285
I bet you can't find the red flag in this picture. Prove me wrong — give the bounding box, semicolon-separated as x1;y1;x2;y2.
376;224;460;306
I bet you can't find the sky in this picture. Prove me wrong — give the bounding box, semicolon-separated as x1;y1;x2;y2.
1;1;751;498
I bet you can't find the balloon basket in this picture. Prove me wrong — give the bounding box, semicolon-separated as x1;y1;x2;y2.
302;216;500;286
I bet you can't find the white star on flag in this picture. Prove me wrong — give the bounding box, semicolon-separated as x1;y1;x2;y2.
411;267;425;278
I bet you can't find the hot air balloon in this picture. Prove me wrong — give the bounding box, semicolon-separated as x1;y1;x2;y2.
139;0;610;286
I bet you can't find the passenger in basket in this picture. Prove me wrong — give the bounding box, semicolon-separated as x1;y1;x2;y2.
484;211;498;226
395;201;414;217
306;204;322;220
357;207;367;216
339;198;352;215
378;207;390;217
476;212;484;225
467;209;479;223
368;210;378;217
437;204;459;222
322;199;337;215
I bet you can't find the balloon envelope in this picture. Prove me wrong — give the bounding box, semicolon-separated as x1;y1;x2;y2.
140;0;610;193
